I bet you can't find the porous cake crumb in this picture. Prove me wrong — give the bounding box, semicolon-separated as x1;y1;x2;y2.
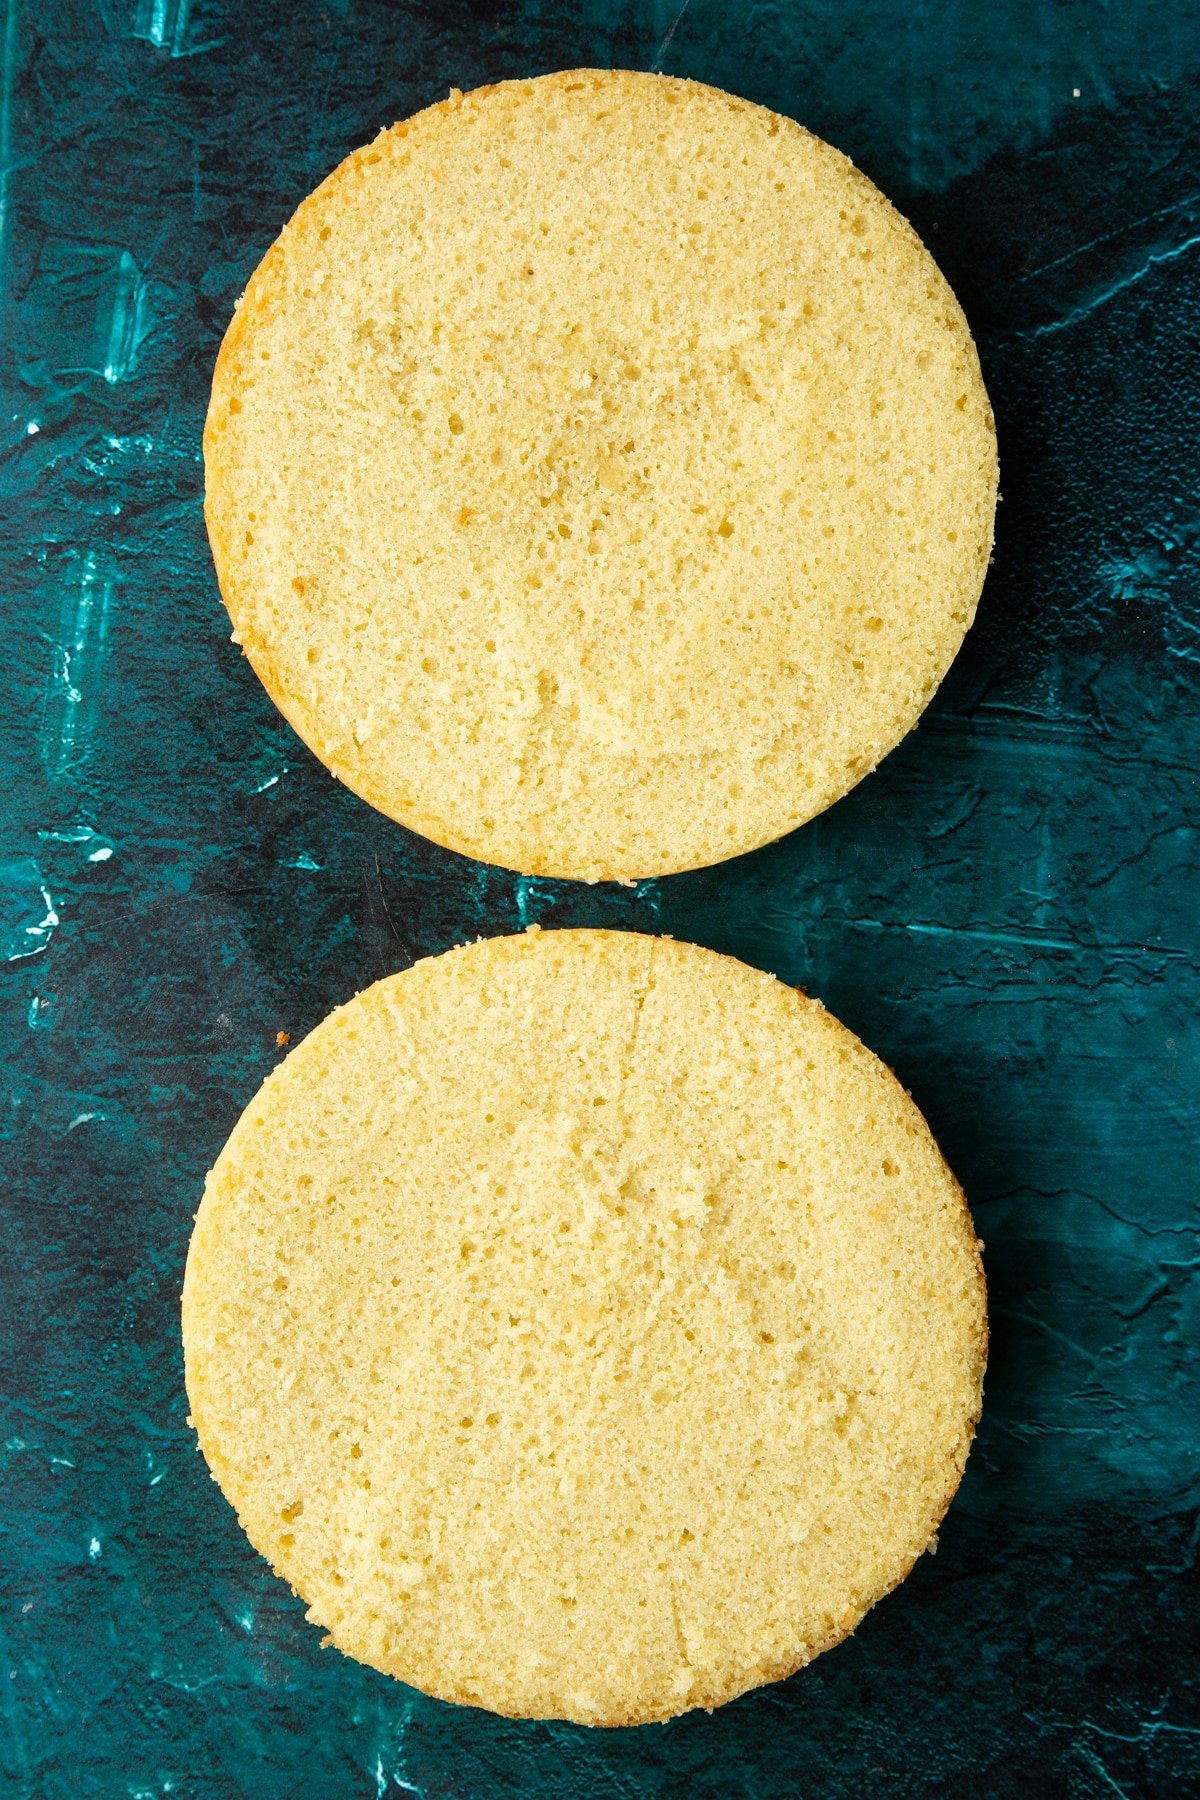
204;70;997;881
183;929;987;1724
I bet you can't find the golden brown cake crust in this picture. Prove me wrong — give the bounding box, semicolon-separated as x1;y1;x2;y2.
204;71;997;881
183;930;986;1724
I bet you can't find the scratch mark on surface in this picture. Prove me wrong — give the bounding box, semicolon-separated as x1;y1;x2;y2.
1013;192;1200;288
514;874;555;928
374;1692;425;1797
842;914;1190;961
847;916;1081;953
373;853;401;945
1016;229;1200;337
928;786;986;839
994;1306;1110;1364
650;0;693;73
131;0;191;57
103;251;153;382
39;824;111;853
634;876;663;918
1074;1715;1200;1744
1074;1740;1133;1798
38;551;115;779
2;859;58;963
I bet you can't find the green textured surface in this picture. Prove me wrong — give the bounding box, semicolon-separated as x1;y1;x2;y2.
2;2;1199;1795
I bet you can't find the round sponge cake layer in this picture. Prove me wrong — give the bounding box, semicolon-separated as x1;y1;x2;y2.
204;70;997;882
183;929;986;1724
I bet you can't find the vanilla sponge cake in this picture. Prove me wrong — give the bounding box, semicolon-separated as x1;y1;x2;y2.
182;929;986;1724
204;70;997;882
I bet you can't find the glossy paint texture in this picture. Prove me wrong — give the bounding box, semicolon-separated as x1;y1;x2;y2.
2;2;1198;1794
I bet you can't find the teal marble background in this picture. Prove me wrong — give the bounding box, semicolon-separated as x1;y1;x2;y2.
2;2;1199;1794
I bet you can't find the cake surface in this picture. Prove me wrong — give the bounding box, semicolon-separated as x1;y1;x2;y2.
182;929;986;1724
204;70;997;881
